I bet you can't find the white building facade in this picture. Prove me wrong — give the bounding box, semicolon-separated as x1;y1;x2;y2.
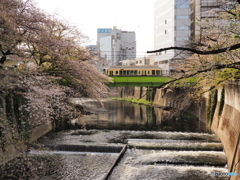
154;0;191;75
97;26;136;68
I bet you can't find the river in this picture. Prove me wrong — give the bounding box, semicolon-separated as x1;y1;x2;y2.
0;99;229;180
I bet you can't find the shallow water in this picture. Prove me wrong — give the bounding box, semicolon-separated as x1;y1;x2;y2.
121;149;226;166
32;129;228;180
109;163;229;180
71;98;208;132
1;99;230;180
109;148;228;180
36;151;118;180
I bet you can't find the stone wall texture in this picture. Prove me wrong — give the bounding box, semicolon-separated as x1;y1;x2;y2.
110;84;240;178
211;85;240;179
0;93;53;165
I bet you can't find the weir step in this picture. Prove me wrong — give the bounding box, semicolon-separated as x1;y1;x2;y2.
44;144;123;153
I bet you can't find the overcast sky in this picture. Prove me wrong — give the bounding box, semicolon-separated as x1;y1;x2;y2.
34;0;155;57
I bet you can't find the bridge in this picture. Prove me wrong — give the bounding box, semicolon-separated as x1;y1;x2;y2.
106;76;197;87
107;76;172;87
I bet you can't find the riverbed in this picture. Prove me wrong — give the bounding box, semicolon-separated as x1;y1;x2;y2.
0;98;229;180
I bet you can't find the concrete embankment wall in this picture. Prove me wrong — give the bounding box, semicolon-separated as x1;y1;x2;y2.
211;84;240;178
110;84;240;177
110;86;189;107
0;93;53;165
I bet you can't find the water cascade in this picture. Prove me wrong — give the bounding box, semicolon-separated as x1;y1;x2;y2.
0;99;229;180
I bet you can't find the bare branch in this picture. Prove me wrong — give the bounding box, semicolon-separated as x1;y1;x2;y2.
139;61;240;100
147;43;240;55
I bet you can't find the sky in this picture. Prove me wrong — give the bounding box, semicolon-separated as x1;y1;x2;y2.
34;0;155;57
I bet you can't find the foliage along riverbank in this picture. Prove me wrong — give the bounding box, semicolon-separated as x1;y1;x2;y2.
0;0;111;166
110;97;154;105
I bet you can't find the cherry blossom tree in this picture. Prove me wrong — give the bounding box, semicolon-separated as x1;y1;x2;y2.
0;0;111;99
0;0;111;169
0;0;47;64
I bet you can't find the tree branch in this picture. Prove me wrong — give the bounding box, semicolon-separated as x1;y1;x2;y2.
0;50;14;64
147;43;240;55
139;62;240;99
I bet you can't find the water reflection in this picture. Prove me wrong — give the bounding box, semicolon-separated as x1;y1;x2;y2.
0;99;225;180
73;99;208;132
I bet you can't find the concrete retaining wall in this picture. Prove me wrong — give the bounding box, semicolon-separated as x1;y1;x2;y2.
0;93;53;165
109;84;240;177
211;85;240;179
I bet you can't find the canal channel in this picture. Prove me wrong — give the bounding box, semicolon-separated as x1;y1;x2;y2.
1;99;229;180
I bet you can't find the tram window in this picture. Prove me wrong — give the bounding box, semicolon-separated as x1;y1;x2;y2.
123;71;126;75
116;71;118;75
127;70;130;75
156;70;160;75
134;70;137;75
148;71;150;75
120;71;122;75
138;71;141;75
152;70;155;75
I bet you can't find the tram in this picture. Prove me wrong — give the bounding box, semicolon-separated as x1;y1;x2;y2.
103;66;163;76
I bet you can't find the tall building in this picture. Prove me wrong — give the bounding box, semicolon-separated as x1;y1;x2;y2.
190;0;236;38
154;0;191;75
97;26;136;68
154;0;236;75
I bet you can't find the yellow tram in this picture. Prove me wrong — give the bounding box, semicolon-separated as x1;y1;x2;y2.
104;66;163;76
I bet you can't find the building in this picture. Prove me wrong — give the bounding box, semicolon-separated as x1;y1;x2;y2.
119;55;155;66
154;0;191;75
190;0;236;38
135;55;155;66
119;59;136;66
86;45;106;71
97;26;136;68
86;45;98;52
154;0;236;76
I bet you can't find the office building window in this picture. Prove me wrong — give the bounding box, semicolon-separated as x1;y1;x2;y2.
176;0;188;3
176;0;189;8
175;37;189;41
176;4;189;8
176;15;189;19
176;26;189;30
